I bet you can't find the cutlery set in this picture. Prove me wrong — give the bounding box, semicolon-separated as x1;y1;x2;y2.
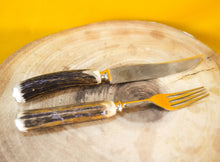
13;55;209;132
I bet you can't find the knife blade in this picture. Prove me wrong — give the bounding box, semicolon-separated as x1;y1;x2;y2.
13;55;202;103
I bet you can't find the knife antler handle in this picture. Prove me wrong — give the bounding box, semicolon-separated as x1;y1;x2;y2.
15;101;117;132
13;70;102;103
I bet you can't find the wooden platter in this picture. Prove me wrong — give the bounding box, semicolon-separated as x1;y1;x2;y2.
0;21;220;162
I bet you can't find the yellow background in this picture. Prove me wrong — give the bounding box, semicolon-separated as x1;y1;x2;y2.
0;0;219;64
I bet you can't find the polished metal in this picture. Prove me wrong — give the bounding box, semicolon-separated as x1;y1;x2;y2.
109;57;201;84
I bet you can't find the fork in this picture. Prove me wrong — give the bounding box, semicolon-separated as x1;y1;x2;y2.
15;87;209;132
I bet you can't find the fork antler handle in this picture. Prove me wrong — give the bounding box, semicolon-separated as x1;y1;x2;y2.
13;70;102;103
15;101;117;132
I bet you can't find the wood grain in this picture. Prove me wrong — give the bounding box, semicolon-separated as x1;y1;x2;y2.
0;20;220;162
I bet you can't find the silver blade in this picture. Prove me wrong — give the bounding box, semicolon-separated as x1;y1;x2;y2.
108;55;202;84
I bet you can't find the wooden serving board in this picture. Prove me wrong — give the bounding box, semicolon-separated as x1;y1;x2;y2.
1;21;220;162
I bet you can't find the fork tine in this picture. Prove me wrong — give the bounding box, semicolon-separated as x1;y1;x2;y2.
167;87;204;98
169;87;206;103
170;92;209;110
170;90;208;106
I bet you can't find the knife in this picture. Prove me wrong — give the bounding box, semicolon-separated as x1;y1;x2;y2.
13;55;202;103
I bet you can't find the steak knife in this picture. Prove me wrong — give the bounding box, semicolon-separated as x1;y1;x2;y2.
13;55;202;102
